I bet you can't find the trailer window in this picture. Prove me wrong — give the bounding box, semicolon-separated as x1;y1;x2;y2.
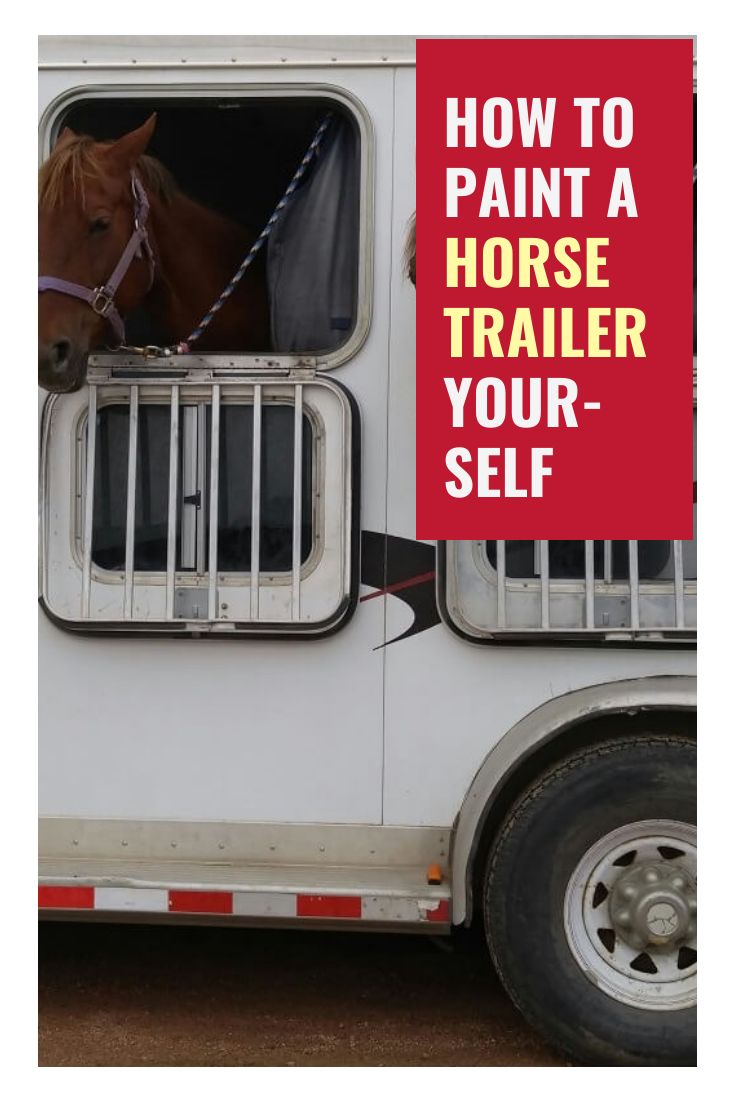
439;524;696;643
92;403;313;575
55;95;363;359
484;540;688;581
41;371;357;635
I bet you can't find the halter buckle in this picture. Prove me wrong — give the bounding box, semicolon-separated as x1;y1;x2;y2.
91;286;115;317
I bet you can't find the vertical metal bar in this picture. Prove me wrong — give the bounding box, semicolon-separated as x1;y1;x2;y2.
123;386;139;619
291;385;303;620
673;539;685;628
603;539;613;583
539;539;550;629
584;540;595;629
629;540;640;629
180;406;198;571
207;385;220;620
100;409;111;528
496;541;506;628
165;386;180;620
195;401;208;575
250;385;262;620
139;402;151;528
81;384;97;617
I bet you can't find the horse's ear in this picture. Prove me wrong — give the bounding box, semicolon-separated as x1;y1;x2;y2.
54;126;76;150
105;114;157;170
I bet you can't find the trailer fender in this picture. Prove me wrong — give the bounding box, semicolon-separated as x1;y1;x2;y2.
450;674;696;925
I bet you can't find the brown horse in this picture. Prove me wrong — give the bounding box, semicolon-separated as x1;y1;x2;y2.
38;115;270;393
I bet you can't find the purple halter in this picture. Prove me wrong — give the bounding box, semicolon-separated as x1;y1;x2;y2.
38;172;155;345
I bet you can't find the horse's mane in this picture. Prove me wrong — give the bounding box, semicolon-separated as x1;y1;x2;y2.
39;134;177;209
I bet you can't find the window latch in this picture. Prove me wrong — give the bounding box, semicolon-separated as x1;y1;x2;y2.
183;491;201;508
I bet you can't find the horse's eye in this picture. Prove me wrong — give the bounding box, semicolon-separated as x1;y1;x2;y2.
89;217;111;236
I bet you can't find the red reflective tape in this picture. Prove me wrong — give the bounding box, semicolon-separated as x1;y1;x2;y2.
297;894;362;919
426;899;451;923
39;885;94;910
168;891;233;914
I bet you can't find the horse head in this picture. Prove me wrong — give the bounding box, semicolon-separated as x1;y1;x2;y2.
38;115;157;392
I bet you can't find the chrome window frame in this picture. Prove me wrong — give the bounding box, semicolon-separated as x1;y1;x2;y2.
39;81;375;371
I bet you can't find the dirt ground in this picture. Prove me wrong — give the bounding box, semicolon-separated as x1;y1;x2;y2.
39;921;568;1067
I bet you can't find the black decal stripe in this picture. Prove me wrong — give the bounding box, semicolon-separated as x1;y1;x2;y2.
360;531;441;645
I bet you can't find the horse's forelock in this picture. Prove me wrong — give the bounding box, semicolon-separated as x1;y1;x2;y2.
38;135;103;209
39;135;176;210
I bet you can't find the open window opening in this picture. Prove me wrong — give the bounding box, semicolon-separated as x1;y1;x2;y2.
57;95;362;358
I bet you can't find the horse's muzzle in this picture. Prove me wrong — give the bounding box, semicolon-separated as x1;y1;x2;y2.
38;339;88;393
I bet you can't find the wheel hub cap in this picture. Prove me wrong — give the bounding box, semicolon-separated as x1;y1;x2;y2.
610;862;696;950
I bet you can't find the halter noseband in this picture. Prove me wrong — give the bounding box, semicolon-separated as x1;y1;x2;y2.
38;172;155;345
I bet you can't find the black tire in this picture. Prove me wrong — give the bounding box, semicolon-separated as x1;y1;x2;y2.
483;735;696;1066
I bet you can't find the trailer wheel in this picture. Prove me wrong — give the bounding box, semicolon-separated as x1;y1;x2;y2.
483;736;696;1066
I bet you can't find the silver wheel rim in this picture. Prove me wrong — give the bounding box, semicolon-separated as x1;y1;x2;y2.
564;819;696;1011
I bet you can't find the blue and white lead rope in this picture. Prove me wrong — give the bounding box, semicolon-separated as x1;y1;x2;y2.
175;114;333;354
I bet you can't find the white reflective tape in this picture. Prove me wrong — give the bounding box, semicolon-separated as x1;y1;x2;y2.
94;887;168;912
233;892;297;918
361;896;423;923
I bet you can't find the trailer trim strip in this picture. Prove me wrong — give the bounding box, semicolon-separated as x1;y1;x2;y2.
38;884;450;926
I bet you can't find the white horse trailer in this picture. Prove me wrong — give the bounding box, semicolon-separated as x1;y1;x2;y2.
38;37;697;1066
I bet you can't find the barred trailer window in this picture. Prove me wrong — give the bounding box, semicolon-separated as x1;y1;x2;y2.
440;528;696;643
92;403;313;575
484;540;696;581
41;371;357;635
